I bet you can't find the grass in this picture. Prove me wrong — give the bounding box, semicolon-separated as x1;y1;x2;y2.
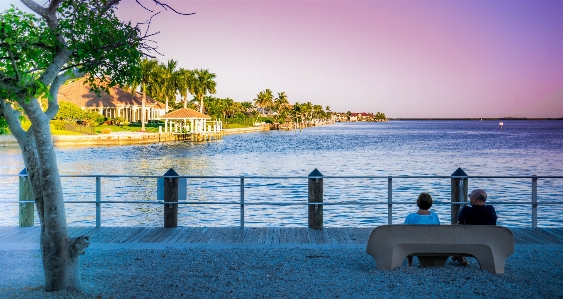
7;121;160;136
224;123;253;129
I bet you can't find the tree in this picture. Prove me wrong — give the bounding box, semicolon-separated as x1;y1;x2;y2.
0;1;192;292
128;58;160;131
254;89;274;115
192;69;216;113
273;92;289;123
159;59;180;113
177;68;194;109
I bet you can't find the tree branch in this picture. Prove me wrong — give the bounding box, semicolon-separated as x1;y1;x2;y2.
45;70;82;119
152;0;196;16
46;0;65;15
0;99;26;142
6;45;21;80
20;0;47;18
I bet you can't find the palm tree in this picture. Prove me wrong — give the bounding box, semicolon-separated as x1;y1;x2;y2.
192;69;217;113
158;59;181;113
127;58;159;131
274;92;290;122
254;89;274;116
177;68;195;109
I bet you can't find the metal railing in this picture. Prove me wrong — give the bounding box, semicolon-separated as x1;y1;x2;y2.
5;172;562;228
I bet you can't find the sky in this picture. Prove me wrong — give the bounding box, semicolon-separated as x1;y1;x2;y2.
2;0;563;118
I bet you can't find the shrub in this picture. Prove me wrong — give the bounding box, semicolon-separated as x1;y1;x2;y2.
101;128;112;134
0;116;7;135
50;120;67;130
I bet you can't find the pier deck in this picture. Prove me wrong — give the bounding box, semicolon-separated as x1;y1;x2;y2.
1;227;562;250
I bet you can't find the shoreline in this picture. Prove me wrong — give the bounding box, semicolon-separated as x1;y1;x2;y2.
389;117;563;121
0;126;268;147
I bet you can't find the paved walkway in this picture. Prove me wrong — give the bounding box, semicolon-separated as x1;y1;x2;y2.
1;226;562;250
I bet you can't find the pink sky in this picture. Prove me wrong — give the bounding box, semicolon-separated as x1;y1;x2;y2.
3;0;563;118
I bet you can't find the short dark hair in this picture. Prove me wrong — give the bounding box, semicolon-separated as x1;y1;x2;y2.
417;192;433;210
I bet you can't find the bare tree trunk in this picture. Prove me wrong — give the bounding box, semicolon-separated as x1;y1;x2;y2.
142;83;146;131
3;96;90;292
199;95;204;113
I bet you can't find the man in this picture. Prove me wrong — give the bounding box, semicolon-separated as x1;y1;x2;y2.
457;189;498;225
453;189;498;266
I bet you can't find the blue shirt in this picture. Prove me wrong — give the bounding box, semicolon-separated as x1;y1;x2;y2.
404;212;441;225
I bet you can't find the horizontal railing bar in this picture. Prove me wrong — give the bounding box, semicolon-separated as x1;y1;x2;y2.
2;174;563;179
4;200;561;205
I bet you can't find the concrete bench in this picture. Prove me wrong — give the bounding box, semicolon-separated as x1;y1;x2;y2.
366;225;514;274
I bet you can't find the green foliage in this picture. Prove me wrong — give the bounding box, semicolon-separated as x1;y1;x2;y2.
55;102;85;121
56;1;143;93
0;2;144;104
0;115;7;135
0;6;54;101
50;120;67;131
54;102;103;126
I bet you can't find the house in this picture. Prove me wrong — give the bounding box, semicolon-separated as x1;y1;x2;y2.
57;77;167;123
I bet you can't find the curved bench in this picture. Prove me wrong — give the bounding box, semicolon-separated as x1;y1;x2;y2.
366;225;514;274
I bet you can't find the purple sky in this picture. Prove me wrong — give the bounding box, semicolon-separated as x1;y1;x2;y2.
3;1;563;118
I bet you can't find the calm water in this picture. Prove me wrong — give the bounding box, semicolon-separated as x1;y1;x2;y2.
1;120;562;227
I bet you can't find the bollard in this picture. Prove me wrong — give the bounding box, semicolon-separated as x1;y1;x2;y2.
451;167;468;224
308;168;323;229
18;168;34;227
163;168;179;228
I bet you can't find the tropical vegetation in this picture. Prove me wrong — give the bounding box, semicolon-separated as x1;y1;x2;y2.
0;0;189;292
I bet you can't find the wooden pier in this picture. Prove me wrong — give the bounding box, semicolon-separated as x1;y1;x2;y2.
1;227;562;248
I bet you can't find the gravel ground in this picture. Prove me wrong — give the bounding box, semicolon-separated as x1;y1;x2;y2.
0;246;562;299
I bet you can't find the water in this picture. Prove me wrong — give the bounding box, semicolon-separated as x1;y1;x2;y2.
1;120;562;227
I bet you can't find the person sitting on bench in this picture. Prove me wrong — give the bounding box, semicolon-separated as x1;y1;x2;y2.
404;192;441;266
458;189;497;225
453;188;498;266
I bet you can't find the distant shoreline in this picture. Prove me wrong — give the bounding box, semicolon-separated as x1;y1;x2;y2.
388;117;563;121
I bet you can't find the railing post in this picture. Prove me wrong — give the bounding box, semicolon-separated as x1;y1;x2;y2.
163;168;179;228
18;168;34;227
532;175;538;228
240;176;245;229
387;176;392;225
451;167;468;224
308;169;323;229
96;176;101;228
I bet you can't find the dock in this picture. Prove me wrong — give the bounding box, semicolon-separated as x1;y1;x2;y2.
1;227;562;250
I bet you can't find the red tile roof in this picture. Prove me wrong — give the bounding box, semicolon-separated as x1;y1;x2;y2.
161;108;210;119
57;77;162;108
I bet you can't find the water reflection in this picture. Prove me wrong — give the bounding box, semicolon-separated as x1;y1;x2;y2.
1;120;562;227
